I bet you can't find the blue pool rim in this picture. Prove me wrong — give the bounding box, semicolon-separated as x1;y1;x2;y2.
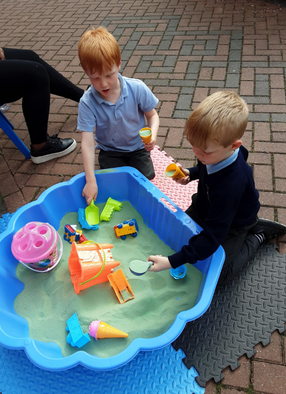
0;167;225;372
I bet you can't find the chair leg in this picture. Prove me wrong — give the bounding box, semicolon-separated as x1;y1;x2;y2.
0;110;31;159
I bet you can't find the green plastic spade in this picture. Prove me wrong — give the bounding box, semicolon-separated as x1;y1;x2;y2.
85;200;99;225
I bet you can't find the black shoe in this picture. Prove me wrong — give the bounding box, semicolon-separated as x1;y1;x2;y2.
250;218;286;241
30;134;77;164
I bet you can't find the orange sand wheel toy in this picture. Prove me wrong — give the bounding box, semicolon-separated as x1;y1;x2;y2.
68;241;120;294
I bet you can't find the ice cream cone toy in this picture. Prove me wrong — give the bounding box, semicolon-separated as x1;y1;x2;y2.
89;320;128;340
165;163;186;180
139;127;152;144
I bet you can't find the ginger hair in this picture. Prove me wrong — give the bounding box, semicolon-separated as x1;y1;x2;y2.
78;27;121;74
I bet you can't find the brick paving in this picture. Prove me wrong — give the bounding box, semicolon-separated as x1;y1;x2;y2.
0;0;286;392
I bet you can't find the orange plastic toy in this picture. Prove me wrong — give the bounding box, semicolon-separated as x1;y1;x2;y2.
108;268;134;304
68;242;120;294
165;163;186;180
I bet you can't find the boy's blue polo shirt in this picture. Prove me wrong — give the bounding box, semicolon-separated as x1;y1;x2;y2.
77;73;159;152
206;148;239;174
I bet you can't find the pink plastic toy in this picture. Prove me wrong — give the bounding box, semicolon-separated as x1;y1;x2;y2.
11;221;62;272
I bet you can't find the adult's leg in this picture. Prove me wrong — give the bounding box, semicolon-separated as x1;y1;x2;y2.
0;58;50;144
3;48;84;102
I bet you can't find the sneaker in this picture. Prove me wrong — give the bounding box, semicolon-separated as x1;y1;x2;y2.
30;134;77;164
250;218;286;242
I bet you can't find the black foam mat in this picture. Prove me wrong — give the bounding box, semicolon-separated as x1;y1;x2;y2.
172;244;286;387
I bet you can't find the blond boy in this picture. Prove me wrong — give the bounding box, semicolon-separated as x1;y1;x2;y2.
149;91;286;285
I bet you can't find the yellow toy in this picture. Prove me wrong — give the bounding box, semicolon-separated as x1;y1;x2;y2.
114;219;138;240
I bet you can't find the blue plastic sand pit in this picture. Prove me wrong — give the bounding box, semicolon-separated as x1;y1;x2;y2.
0;167;224;372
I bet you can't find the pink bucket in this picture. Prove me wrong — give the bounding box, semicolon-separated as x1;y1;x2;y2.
11;222;62;272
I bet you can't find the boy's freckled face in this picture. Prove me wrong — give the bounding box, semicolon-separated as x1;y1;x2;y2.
192;141;234;165
86;63;121;100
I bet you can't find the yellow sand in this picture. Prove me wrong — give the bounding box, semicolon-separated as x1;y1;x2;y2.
14;201;202;358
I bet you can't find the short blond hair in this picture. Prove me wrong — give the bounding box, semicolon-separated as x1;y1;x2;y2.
78;27;121;74
185;91;249;149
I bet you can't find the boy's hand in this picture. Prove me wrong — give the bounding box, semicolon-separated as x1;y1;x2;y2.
144;138;156;151
82;181;98;205
148;255;172;272
174;164;190;185
0;48;5;60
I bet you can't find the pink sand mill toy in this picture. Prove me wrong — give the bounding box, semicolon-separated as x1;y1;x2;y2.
11;221;63;272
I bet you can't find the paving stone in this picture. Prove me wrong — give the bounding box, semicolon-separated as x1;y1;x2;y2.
256;74;269;82
255;81;270;96
253;362;286;394
254;330;283;364
225;74;240;88
254;164;273;191
176;95;192;110
163;55;177;67
243;61;269;68
197;81;225;88
243;96;270;104
173;110;192;119
170;80;196;87
1;1;286;392
204;380;217;394
249;113;270;122
272;113;286;122
206;40;218;50
240;81;254;96
229;51;241;61
158;39;173;51
221;355;250;389
202;61;227;67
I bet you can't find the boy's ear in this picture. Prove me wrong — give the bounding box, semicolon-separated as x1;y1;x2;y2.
231;139;242;150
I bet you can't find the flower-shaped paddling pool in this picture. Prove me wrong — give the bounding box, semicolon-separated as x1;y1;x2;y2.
0;167;224;371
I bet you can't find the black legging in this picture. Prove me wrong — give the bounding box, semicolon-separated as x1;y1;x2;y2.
0;48;84;144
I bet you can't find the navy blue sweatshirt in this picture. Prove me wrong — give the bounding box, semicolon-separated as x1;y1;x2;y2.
168;146;260;268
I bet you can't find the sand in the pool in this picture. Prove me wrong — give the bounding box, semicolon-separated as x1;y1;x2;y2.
14;201;202;358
